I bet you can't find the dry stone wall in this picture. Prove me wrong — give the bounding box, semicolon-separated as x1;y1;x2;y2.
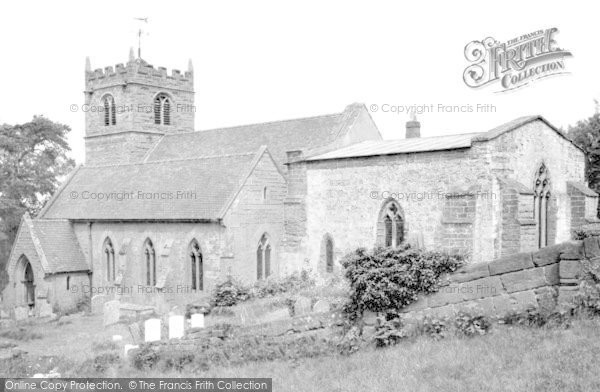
400;238;596;319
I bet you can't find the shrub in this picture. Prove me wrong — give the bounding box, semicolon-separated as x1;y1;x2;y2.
574;258;600;315
92;353;121;373
572;227;600;240
211;277;251;307
454;312;491;337
501;308;572;328
251;270;315;299
420;316;448;340
373;312;407;347
341;244;464;321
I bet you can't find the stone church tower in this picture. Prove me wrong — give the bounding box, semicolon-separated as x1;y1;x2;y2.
84;49;194;165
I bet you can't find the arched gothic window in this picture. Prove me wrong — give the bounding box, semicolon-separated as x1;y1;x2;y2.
154;94;171;125
379;200;405;248
144;239;156;286
102;95;116;126
256;234;271;280
534;164;551;248
189;240;203;291
103;238;115;282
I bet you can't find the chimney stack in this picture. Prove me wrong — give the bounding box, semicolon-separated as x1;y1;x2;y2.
406;116;421;138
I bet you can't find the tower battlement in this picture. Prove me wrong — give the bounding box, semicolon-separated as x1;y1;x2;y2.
84;49;195;165
85;56;193;92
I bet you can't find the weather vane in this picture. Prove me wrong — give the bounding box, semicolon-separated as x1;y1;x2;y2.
133;17;149;59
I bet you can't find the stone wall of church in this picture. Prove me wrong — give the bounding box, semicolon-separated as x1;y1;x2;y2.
299;120;588;270
72;221;226;308
301;147;492;270
223;152;287;282
482;120;587;256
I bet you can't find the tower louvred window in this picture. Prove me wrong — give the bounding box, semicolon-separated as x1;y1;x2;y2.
154;94;171;125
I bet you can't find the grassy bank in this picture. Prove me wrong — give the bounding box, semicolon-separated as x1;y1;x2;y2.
2;316;600;391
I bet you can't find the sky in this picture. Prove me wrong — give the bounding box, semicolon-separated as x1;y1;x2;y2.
0;0;598;163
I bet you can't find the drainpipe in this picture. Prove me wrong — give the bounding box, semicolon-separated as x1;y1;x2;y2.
87;222;93;309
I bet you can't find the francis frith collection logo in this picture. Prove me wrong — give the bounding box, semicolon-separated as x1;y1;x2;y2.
463;28;572;92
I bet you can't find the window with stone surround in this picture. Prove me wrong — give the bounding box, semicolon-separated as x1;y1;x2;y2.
144;239;156;286
189;239;203;291
256;234;271;280
154;93;171;125
377;200;405;248
103;237;115;283
533;163;551;248
102;95;116;126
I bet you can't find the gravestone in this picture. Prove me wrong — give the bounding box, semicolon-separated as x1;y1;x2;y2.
312;299;331;313
168;315;184;339
38;302;53;318
103;300;120;326
91;295;107;314
294;296;312;316
190;313;205;328
129;322;142;343
13;307;28;321
144;318;161;342
124;344;139;357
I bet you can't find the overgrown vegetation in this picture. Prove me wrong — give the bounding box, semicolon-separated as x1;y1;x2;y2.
211;271;316;307
341;244;464;321
574;258;600;315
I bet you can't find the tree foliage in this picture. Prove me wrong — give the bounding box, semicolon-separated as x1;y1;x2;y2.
567;111;600;197
0;116;75;243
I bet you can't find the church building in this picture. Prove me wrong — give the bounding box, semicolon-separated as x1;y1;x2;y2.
2;50;597;315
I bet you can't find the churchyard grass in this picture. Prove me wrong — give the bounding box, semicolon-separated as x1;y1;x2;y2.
1;313;599;391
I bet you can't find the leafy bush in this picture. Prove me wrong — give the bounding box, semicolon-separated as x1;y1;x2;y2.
341;244;464;321
420;316;448;340
572;227;600;240
373;312;407;347
454;312;491;337
251;270;315;299
575;258;600;315
501;308;572;328
211;277;251;307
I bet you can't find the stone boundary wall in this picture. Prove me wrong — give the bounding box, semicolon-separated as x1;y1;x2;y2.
400;238;598;319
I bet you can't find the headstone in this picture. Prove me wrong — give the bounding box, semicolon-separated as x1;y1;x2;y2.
144;318;161;342
261;308;290;323
312;299;331;313
129;322;142;343
190;313;205;328
112;335;123;342
38;302;53;318
13;307;28;321
103;300;120;326
124;344;139;357
168;315;184;339
91;295;108;314
293;296;312;316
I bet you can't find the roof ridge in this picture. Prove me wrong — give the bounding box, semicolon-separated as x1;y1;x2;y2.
85;151;257;168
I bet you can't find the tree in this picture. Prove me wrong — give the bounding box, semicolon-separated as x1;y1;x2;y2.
0;116;75;244
567;110;600;215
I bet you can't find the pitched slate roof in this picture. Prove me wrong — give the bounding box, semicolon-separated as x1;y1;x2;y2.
306;132;481;161
27;218;89;274
306;115;581;161
39;150;266;221
144;103;367;171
